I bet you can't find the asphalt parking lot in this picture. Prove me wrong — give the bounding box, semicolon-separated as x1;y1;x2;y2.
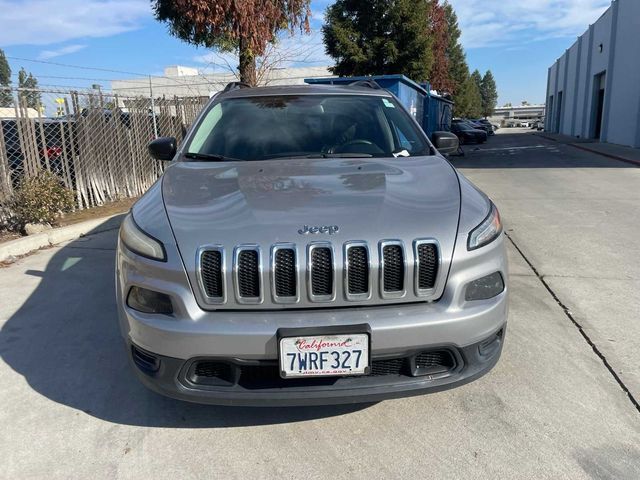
1;129;639;479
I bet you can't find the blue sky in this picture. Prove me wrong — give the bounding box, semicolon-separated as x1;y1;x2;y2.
0;0;611;105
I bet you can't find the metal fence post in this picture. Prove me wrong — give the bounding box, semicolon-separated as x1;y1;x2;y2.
149;76;159;139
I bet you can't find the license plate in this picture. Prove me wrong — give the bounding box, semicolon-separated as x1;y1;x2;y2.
279;333;370;378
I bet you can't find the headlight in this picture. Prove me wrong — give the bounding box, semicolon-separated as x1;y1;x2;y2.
468;203;502;251
120;213;166;261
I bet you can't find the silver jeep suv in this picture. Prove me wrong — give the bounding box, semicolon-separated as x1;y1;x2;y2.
116;82;508;406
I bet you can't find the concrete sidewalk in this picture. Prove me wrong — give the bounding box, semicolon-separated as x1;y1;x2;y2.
0;214;125;263
535;132;640;167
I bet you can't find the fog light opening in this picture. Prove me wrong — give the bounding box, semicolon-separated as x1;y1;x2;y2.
479;328;504;357
131;345;160;374
465;272;505;301
127;286;174;314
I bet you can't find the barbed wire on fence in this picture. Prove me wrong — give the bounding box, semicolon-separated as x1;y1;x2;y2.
0;86;209;213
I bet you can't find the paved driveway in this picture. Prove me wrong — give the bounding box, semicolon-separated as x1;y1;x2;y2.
1;131;639;479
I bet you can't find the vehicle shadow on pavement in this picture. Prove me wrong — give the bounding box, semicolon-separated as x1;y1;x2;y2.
0;216;371;427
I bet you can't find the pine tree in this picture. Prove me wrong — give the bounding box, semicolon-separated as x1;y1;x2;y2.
0;48;12;108
455;75;483;118
18;68;42;110
470;69;483;94
443;1;468;95
480;70;498;117
322;0;434;82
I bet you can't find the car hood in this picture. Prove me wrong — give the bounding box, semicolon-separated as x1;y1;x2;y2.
162;156;461;307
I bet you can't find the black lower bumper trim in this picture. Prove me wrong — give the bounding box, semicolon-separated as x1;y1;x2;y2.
128;326;506;407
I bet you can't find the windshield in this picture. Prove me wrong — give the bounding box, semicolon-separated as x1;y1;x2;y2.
185;94;430;161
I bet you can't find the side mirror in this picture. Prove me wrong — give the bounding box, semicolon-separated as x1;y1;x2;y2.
148;136;177;161
432;131;459;156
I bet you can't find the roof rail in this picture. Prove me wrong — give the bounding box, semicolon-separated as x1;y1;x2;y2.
348;79;382;90
222;81;252;93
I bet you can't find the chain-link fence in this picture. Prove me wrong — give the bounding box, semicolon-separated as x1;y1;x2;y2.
0;86;209;221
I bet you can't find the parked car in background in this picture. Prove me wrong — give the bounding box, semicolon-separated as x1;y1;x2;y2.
117;82;507;406
532;120;545;131
470;119;496;135
450;121;488;144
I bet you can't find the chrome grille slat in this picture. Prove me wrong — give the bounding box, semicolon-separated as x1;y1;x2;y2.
233;245;263;304
201;250;223;297
271;244;298;303
380;240;406;299
196;245;226;304
344;241;371;301
307;242;335;302
414;239;440;295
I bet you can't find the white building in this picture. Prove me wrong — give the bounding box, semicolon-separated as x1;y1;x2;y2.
489;104;546;127
111;65;333;99
545;0;640;147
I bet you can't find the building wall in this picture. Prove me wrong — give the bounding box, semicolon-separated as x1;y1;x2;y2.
546;0;640;147
606;0;640;146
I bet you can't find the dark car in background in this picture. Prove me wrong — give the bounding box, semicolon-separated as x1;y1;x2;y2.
470;119;497;135
461;119;493;136
450;121;488;144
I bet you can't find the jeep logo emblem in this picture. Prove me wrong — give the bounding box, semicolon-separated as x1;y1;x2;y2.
298;225;340;235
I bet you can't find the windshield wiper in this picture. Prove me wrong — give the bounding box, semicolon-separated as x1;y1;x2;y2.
324;153;373;158
266;153;373;160
183;152;241;162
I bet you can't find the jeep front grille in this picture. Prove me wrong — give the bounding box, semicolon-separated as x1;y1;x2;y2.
197;239;441;307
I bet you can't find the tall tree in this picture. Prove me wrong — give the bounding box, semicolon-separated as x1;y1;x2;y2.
322;0;433;82
18;68;41;110
443;1;468;95
427;0;454;93
152;0;311;86
455;75;482;118
470;69;483;94
480;70;498;117
0;48;12;107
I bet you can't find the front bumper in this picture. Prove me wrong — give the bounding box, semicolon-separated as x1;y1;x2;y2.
117;229;508;406
128;326;505;406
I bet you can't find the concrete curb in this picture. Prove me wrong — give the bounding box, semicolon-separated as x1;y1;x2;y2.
534;132;640;167
0;214;123;263
568;143;640;167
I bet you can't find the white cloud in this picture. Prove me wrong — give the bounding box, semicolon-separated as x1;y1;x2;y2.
38;44;87;60
0;0;150;46
448;0;611;48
